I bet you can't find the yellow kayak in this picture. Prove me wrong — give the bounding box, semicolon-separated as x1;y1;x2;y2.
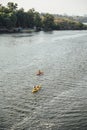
32;85;41;93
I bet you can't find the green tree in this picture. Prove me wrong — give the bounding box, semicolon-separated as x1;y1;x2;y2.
7;2;17;12
16;8;26;27
9;12;17;27
27;8;35;28
0;4;9;13
42;13;55;30
0;3;17;28
34;12;42;28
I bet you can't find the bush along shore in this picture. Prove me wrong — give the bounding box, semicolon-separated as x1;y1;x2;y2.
0;2;87;33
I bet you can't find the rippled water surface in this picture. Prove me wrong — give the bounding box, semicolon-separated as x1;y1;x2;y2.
0;31;87;130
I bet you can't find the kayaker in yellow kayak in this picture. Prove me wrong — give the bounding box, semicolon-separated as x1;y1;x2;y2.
32;85;41;93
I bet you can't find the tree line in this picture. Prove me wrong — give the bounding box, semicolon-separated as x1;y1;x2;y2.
0;2;87;32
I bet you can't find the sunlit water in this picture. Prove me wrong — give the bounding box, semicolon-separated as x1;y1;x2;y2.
0;31;87;130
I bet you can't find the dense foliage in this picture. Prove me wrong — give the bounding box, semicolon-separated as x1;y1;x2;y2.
0;2;87;32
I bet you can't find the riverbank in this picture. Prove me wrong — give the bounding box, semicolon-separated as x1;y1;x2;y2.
0;27;87;34
0;28;37;34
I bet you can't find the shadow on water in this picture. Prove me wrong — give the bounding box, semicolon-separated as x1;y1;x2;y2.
12;34;33;38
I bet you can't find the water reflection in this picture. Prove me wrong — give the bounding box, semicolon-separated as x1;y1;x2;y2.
12;34;33;38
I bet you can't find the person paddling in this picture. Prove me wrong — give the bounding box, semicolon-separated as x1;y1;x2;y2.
36;70;43;75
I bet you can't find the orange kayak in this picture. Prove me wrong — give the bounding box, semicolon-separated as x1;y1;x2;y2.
36;70;44;76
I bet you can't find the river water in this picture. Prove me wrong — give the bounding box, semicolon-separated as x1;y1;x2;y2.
0;31;87;130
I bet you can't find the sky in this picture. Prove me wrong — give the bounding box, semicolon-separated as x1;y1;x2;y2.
0;0;87;16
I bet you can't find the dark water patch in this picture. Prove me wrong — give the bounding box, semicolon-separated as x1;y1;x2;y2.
12;34;33;38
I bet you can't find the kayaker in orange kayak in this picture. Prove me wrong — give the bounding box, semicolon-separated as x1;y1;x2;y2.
36;70;44;75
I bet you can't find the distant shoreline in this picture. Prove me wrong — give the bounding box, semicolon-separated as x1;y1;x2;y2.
0;28;36;34
0;2;87;34
0;27;87;34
